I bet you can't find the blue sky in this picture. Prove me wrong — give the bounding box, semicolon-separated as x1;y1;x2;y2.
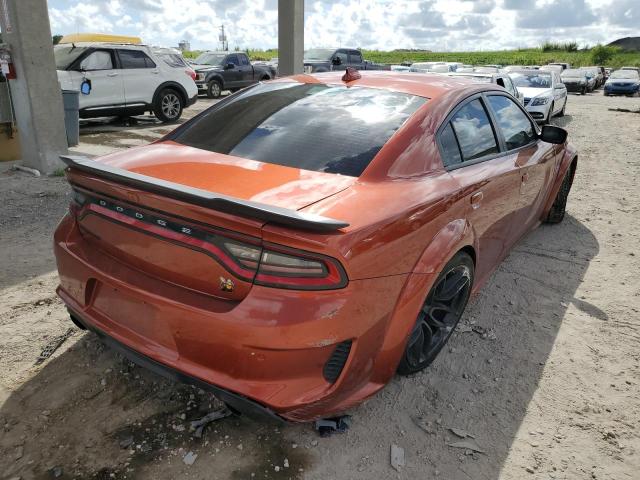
46;0;638;51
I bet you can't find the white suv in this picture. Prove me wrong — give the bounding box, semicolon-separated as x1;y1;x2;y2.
55;43;198;122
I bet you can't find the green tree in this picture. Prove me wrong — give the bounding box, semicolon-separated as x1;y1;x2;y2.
52;34;63;45
591;44;617;65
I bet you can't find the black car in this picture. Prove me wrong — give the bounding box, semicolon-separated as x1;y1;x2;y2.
303;48;389;73
192;52;276;98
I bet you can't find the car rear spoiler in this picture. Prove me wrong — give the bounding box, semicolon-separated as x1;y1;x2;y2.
60;155;349;233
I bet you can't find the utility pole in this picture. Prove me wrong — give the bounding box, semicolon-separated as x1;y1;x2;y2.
219;25;228;51
0;0;68;174
278;0;304;75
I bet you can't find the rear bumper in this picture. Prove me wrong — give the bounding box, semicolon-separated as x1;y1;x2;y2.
564;83;585;93
54;213;410;422
68;307;284;423
186;93;198;107
604;84;639;95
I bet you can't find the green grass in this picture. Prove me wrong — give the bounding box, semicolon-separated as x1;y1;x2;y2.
184;46;640;69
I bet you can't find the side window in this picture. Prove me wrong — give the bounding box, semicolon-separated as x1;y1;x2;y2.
79;50;113;71
160;54;187;68
349;51;363;64
439;123;462;167
486;95;536;150
227;54;239;66
450;99;499;161
334;51;348;65
239;54;249;66
119;49;156;69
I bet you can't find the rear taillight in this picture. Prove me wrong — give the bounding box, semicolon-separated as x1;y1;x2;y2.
70;189;348;291
186;68;196;80
225;241;348;290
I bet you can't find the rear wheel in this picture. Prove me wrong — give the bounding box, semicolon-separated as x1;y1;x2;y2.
545;166;574;224
153;89;183;123
206;80;222;99
397;252;474;375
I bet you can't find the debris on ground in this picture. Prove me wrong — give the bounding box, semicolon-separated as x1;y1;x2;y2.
448;438;486;454
35;328;75;365
314;415;352;437
183;451;198;466
412;416;435;435
390;444;405;471
190;407;233;438
449;427;475;439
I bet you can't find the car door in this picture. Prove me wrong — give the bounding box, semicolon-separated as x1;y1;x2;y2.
551;72;567;114
223;54;242;87
116;48;162;108
331;50;349;71
73;49;124;110
348;50;365;69
237;53;254;86
438;96;522;285
485;94;559;240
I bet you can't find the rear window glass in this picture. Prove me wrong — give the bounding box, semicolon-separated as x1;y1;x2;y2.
158;53;188;68
172;82;426;177
450;99;499;161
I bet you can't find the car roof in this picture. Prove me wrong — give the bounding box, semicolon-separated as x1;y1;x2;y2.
271;71;493;99
448;72;495;78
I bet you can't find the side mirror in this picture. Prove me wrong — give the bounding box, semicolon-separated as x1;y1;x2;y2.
224;63;235;70
332;56;342;66
80;78;92;95
540;125;567;144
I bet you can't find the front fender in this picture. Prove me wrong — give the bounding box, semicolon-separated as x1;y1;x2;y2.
205;72;225;88
541;145;578;219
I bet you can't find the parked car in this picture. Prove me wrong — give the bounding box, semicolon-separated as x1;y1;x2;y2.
191;51;276;98
581;67;602;89
54;42;198;122
542;64;564;74
55;71;576;423
620;66;640;73
303;48;389;73
447;72;524;104
410;62;452;73
474;66;500;73
547;62;571;71
509;70;567;123
603;69;640;96
561;69;590;95
390;65;411;72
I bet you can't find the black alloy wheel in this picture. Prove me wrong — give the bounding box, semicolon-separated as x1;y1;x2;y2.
397;252;474;375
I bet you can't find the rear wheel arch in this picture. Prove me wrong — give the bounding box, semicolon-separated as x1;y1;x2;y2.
412;219;476;275
152;81;187;106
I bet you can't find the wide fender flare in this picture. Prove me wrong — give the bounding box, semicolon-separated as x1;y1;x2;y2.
542;148;578;218
369;219;477;383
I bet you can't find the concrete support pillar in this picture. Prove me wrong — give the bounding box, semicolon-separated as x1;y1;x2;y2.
278;0;304;76
0;0;67;174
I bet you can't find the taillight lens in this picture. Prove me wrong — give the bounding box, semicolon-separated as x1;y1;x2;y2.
225;241;348;290
186;68;196;80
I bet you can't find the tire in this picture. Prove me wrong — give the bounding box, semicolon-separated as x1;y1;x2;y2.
558;99;566;117
397;251;474;376
545;165;574;224
260;75;271;81
581;86;586;95
206;80;222;99
153;89;183;123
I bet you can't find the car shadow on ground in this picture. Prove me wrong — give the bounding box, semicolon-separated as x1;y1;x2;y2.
0;214;599;479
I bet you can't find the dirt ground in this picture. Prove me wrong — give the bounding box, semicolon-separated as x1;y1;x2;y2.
1;92;639;480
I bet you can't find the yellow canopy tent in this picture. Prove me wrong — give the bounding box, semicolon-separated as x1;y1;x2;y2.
59;33;142;44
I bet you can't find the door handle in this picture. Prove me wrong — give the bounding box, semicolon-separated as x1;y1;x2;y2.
151;70;160;74
522;172;530;184
470;191;483;209
107;72;118;77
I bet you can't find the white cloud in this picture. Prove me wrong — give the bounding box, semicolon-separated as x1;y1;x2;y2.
46;0;638;51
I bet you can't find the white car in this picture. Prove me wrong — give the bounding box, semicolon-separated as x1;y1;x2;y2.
55;42;198;122
390;65;411;72
447;72;525;105
509;70;567;123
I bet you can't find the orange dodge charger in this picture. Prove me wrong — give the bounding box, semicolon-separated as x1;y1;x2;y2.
54;71;577;422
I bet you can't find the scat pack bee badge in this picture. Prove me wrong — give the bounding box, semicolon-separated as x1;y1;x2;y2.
219;277;235;292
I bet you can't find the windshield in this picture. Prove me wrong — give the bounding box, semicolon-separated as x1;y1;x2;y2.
172;82;426;177
192;53;226;65
562;69;584;77
611;70;639;79
510;72;552;88
304;49;334;61
54;45;89;69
